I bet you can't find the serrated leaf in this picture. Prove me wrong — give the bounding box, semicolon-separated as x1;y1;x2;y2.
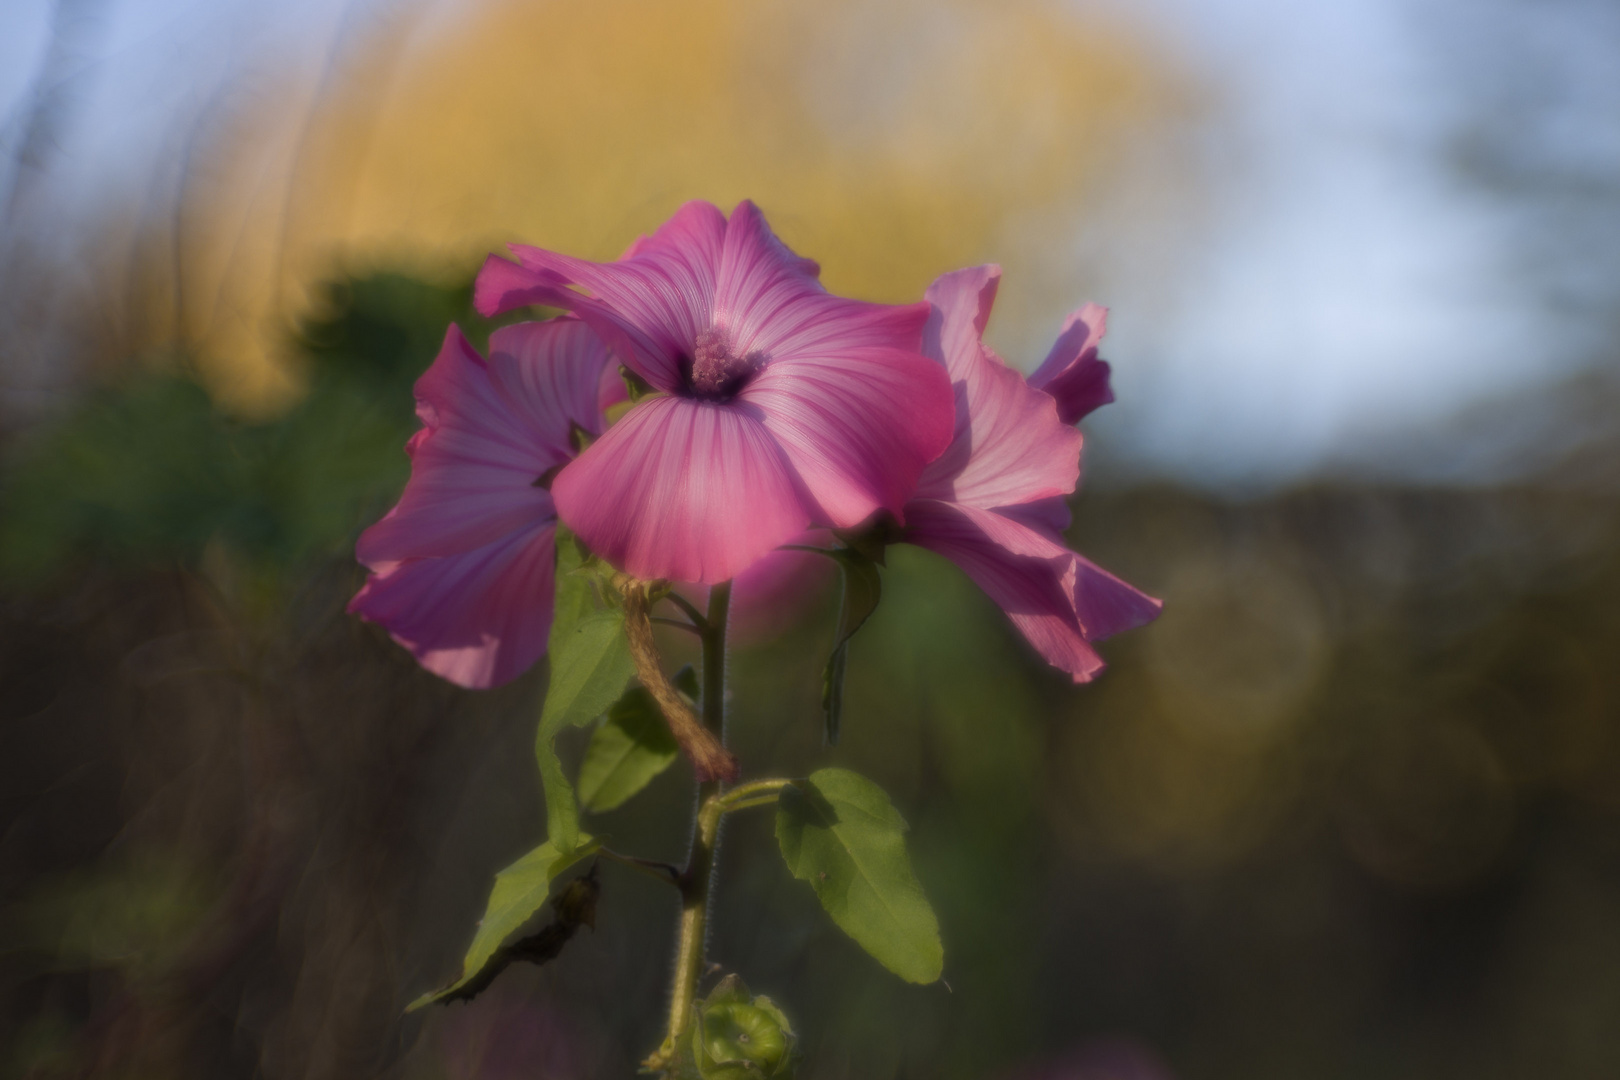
536;527;635;853
821;549;881;745
577;685;680;812
408;836;598;1009
775;768;942;984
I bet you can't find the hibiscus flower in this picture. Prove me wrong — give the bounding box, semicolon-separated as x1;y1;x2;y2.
475;200;956;585
899;265;1160;681
349;318;618;688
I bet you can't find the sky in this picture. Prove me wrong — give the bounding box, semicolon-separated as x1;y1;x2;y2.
1;0;1615;489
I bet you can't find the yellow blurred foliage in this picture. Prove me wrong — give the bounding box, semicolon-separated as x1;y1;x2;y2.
177;0;1187;410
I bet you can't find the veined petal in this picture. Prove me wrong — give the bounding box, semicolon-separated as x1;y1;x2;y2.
912;500;1160;639
490;201;727;392
551;395;811;584
714;200;824;355
597;360;630;415
710;201;930;362
916;268;1081;509
921;264;1000;383
1028;302;1115;424
1068;551;1163;641
486;318;615;453
917;499;1071;559
349;521;557;689
904;499;1106;682
357;325;557;565
475;255;682;394
740;347;955;528
753;293;932;368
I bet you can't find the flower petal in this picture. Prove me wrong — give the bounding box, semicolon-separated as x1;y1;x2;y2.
915;268;1081;509
740;346;955;528
909;498;1160;640
1068;550;1163;641
907;501;1159;683
481;201;728;392
357;325;558;565
551;395;811;584
349;522;557;689
1028;302;1115;424
921;264;1000;383
713;199;827;355
486;318;615;452
904;499;1106;682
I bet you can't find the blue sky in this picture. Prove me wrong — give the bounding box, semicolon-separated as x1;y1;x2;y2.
3;0;1615;488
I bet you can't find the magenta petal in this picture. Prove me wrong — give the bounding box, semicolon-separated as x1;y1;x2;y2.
740;347;955;528
474;255;681;394
486;318;614;451
915;268;1081;509
995;495;1073;536
713;200;833;356
912;500;1159;639
551;395;811;584
1028;302;1115;424
904;499;1106;682
921;264;1001;382
502;201;729;391
756;294;933;367
357;325;558;565
1068;551;1163;641
349;522;557;689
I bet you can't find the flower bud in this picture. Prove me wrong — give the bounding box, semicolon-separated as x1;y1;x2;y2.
689;975;795;1079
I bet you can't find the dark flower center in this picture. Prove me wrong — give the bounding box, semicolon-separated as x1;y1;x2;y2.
686;328;763;401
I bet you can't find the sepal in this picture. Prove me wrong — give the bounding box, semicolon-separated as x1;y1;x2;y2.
687;975;796;1079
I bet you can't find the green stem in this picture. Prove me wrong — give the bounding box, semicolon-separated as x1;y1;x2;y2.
651;581;733;1071
716;778;797;813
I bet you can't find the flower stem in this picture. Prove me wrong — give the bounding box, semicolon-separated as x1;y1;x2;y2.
648;581;733;1072
715;777;797;813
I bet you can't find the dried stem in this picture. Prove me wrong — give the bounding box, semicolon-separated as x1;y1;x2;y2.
621;581;738;782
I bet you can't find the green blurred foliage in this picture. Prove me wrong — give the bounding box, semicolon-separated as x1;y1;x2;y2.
4;268;1620;1080
0;273;481;599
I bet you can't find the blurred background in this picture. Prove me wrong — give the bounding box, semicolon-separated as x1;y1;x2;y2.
2;0;1619;1077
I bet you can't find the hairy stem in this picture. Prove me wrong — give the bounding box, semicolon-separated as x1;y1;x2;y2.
622;580;737;782
649;581;734;1072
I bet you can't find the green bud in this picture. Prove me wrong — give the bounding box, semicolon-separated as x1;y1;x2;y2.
689;975;796;1079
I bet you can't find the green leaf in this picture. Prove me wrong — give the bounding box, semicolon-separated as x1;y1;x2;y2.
577;666;695;814
821;549;882;745
550;524;599;628
775;768;942;984
408;836;599;1009
577;684;682;812
536;528;636;853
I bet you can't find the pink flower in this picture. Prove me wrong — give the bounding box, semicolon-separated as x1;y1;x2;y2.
475;200;957;585
349;319;618;688
901;266;1160;681
1028;302;1115;424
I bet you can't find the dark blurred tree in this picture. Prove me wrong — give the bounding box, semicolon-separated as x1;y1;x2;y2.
0;272;485;595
